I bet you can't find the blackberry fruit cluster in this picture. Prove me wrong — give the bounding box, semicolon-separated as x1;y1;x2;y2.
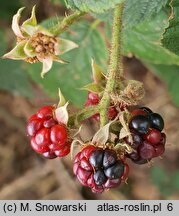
126;107;166;164
26;104;166;193
73;145;129;193
85;91;118;121
27;106;71;159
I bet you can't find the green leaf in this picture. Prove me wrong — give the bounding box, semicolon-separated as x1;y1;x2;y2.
41;16;62;30
0;31;33;97
92;10;113;22
93;0;168;26
162;0;179;55
147;63;179;106
0;31;7;56
123;0;168;28
123;10;179;65
0;60;33;97
27;20;108;107
64;0;76;9
65;0;125;13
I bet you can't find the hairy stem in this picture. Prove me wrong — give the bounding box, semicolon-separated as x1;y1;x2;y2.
52;11;86;36
99;4;124;127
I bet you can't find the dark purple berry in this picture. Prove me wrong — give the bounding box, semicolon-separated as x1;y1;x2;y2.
104;161;124;179
149;113;164;131
129;152;140;161
89;149;104;168
94;170;107;186
154;144;165;157
160;133;166;145
131;133;143;149
129;115;151;134
139;141;155;160
125;132;142;147
103;149;117;168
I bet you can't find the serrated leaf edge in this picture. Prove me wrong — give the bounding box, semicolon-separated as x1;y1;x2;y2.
161;0;174;43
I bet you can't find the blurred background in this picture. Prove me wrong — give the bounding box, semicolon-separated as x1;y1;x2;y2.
0;0;179;200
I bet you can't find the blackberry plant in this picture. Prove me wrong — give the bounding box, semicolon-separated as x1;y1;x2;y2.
3;0;172;193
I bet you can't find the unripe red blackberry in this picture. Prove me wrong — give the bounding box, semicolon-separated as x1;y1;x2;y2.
84;91;118;121
27;106;71;159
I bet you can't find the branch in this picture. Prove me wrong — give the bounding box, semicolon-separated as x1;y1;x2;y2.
99;4;124;127
51;11;86;36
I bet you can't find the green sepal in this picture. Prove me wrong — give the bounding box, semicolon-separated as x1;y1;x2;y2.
36;26;53;36
53;56;69;64
22;5;37;27
81;83;104;93
91;59;106;83
40;57;53;78
58;38;78;55
12;7;25;39
55;102;69;126
92;120;115;145
21;5;37;36
57;88;66;107
3;41;27;60
24;39;36;57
